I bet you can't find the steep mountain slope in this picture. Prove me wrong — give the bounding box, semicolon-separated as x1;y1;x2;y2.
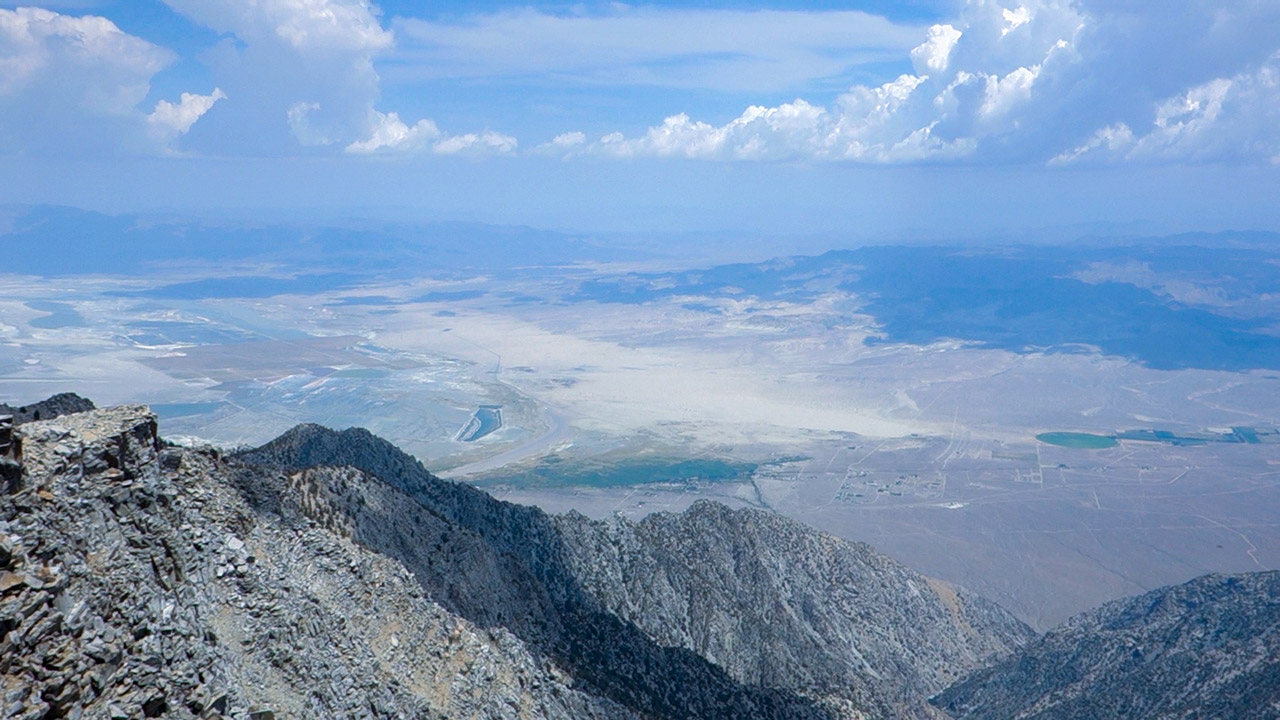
934;572;1280;719
239;423;1034;718
268;466;831;720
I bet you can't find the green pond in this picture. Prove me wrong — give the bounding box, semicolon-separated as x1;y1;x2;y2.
1036;432;1118;449
151;402;227;418
332;368;390;379
477;457;757;489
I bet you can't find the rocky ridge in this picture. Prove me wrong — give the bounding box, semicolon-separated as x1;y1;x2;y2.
0;405;1038;719
0;393;95;425
12;402;1274;719
934;571;1280;719
239;423;1034;719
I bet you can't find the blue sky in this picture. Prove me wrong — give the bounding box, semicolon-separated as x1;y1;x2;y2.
2;0;1280;238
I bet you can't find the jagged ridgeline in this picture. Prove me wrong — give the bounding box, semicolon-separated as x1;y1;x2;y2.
2;399;1277;719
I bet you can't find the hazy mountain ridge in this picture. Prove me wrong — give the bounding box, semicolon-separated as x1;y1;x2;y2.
572;243;1280;371
0;205;644;279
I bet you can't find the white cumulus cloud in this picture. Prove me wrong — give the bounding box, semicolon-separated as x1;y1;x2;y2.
1056;55;1280;164
149;89;227;139
160;0;392;150
1002;6;1032;36
432;131;518;156
568;0;1083;163
911;24;962;74
0;7;218;153
162;0;393;54
162;0;509;156
345;109;439;153
532;131;588;156
344;109;516;156
551;132;586;148
565;0;1280;165
0;7;171;103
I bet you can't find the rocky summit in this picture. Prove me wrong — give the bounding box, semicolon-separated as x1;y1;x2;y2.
2;400;1277;719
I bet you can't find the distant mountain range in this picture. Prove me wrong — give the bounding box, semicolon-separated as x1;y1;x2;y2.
2;397;1278;718
0;204;644;278
8;204;1280;371
571;242;1280;371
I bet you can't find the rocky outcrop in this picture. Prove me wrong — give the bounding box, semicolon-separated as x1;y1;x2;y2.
239;423;1034;719
934;572;1280;719
19;405;159;483
1;407;641;719
0;392;95;425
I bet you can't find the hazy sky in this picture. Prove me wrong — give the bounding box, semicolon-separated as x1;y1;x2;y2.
3;0;1280;236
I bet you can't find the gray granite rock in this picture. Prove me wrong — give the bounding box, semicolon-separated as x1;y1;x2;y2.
2;406;638;719
934;572;1280;719
241;422;1034;719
